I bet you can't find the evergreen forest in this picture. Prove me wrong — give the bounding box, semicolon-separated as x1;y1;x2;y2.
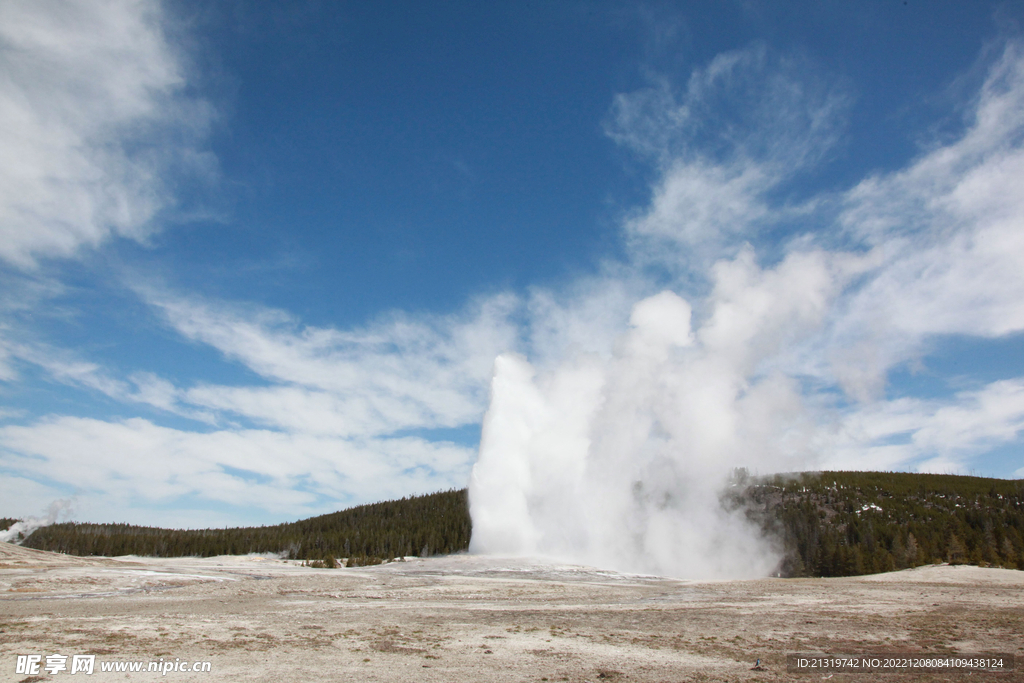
726;471;1024;576
13;489;469;567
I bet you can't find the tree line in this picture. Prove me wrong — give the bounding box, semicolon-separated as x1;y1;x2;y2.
15;489;469;567
7;472;1024;576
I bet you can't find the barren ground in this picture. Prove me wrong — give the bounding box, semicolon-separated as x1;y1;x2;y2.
1;542;1021;682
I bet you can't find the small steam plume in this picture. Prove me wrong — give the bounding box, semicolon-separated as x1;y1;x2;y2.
0;498;75;544
470;250;840;579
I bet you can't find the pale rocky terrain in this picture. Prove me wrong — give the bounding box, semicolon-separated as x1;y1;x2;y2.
1;542;1021;682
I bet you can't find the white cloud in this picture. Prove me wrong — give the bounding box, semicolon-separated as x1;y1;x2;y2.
141;289;521;436
0;0;214;268
609;44;849;267
627;160;773;260
0;415;477;526
0;338;217;423
9;339;131;397
826;41;1024;400
183;385;384;437
825;379;1024;474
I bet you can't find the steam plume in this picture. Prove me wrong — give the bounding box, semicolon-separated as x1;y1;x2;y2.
0;498;74;544
469;255;835;579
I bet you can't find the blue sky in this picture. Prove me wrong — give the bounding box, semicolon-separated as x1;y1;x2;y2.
1;0;1023;528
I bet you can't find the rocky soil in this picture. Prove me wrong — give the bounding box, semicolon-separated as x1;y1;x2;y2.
1;543;1021;682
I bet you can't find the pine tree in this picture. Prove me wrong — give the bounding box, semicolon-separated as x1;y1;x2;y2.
947;533;966;565
905;533;920;567
1000;537;1017;569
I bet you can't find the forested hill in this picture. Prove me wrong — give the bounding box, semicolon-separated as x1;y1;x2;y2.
7;472;1024;576
15;489;469;567
728;471;1024;576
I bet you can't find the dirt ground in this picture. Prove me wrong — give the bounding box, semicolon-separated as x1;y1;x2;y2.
1;542;1021;682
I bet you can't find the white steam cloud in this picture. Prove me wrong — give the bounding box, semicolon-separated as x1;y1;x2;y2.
469;256;840;579
469;42;1024;579
0;498;74;544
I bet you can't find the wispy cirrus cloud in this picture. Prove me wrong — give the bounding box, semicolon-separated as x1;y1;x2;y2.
0;336;216;423
826;379;1024;475
608;44;850;268
0;0;215;268
826;41;1024;400
141;289;522;436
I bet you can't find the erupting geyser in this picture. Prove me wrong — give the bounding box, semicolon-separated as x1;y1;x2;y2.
469;267;832;579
